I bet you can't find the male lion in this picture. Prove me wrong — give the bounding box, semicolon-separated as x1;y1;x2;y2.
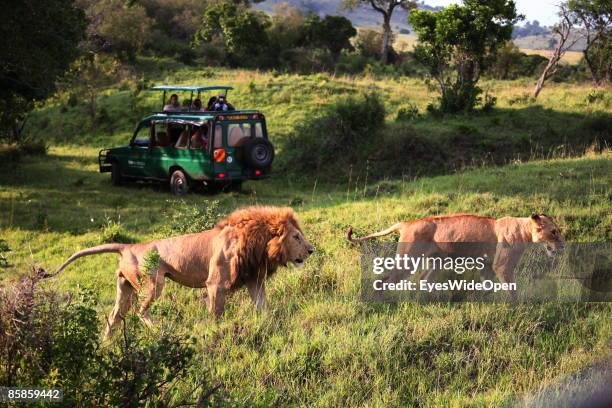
54;206;314;338
346;214;565;290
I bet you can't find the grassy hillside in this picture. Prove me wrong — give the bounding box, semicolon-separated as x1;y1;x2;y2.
1;66;611;405
20;64;612;181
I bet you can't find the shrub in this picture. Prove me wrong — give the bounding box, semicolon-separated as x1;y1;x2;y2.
585;89;606;105
396;104;419;121
161;199;224;235
487;42;548;79
584;115;612;135
0;267;224;406
372;123;448;176
508;93;533;106
0;239;10;268
99;216;134;244
482;93;497;112
18;138;48;156
281;93;385;176
355;29;396;62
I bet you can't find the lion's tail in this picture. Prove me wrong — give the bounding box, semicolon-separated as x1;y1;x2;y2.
346;223;404;244
51;243;127;277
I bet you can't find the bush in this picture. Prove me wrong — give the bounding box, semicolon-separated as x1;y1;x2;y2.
372;123;448;177
428;82;484;114
281;93;385;176
0;239;10;268
355;29;396;62
334;54;371;75
396;104;420;121
487;42;548;79
99;216;134;244
161;199;224;235
0;268;225;406
18;138;48;155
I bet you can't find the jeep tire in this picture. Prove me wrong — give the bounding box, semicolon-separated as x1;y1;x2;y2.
170;169;189;195
242;138;274;169
111;162;123;186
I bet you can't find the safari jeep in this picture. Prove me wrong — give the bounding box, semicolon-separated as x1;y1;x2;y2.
98;85;274;195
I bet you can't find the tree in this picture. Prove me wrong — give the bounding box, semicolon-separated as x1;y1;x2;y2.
80;0;153;62
0;0;86;142
533;4;581;98
195;0;270;66
343;0;417;64
568;0;611;85
305;15;357;60
410;0;521;113
58;54;120;120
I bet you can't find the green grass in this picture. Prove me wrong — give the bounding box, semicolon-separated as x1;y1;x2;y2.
1;65;611;406
1;145;610;406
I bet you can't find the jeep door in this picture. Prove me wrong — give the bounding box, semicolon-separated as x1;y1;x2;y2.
125;124;151;177
147;122;212;180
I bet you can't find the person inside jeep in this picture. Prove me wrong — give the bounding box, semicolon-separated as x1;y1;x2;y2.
213;94;234;111
163;94;181;112
191;98;206;112
190;125;208;149
175;127;190;148
206;96;217;111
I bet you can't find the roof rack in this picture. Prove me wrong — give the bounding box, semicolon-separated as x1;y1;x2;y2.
149;85;234;111
149;85;233;92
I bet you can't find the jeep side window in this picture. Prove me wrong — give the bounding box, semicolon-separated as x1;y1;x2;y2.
228;123;251;146
132;124;150;147
214;124;222;148
175;125;190;148
152;123;171;147
255;122;263;138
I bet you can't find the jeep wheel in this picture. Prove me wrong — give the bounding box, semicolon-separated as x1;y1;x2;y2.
111;162;123;186
243;138;274;169
170;169;189;195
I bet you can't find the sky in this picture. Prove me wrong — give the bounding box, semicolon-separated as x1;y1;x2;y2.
424;0;561;26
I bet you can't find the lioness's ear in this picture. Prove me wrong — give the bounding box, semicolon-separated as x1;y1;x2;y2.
531;213;545;228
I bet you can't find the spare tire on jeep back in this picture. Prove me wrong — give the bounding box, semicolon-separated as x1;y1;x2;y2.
237;138;274;169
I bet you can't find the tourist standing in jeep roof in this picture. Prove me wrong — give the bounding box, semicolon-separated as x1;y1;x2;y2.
163;94;182;112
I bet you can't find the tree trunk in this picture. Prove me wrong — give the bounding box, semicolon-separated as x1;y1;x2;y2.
381;16;391;64
534;55;560;99
533;70;547;99
583;47;603;86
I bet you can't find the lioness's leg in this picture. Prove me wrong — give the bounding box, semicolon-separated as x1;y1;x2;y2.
493;248;522;301
246;279;266;311
138;269;165;327
104;275;136;340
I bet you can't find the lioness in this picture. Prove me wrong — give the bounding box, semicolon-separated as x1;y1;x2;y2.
346;214;565;289
54;206;314;338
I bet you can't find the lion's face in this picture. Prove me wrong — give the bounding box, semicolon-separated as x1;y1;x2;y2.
283;225;314;268
530;214;565;256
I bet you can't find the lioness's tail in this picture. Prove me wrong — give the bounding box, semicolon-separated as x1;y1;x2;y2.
346;223;403;244
51;243;127;277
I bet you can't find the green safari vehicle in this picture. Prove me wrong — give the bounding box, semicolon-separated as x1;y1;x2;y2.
98;85;274;195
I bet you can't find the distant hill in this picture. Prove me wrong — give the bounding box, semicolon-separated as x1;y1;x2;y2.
514;32;586;52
